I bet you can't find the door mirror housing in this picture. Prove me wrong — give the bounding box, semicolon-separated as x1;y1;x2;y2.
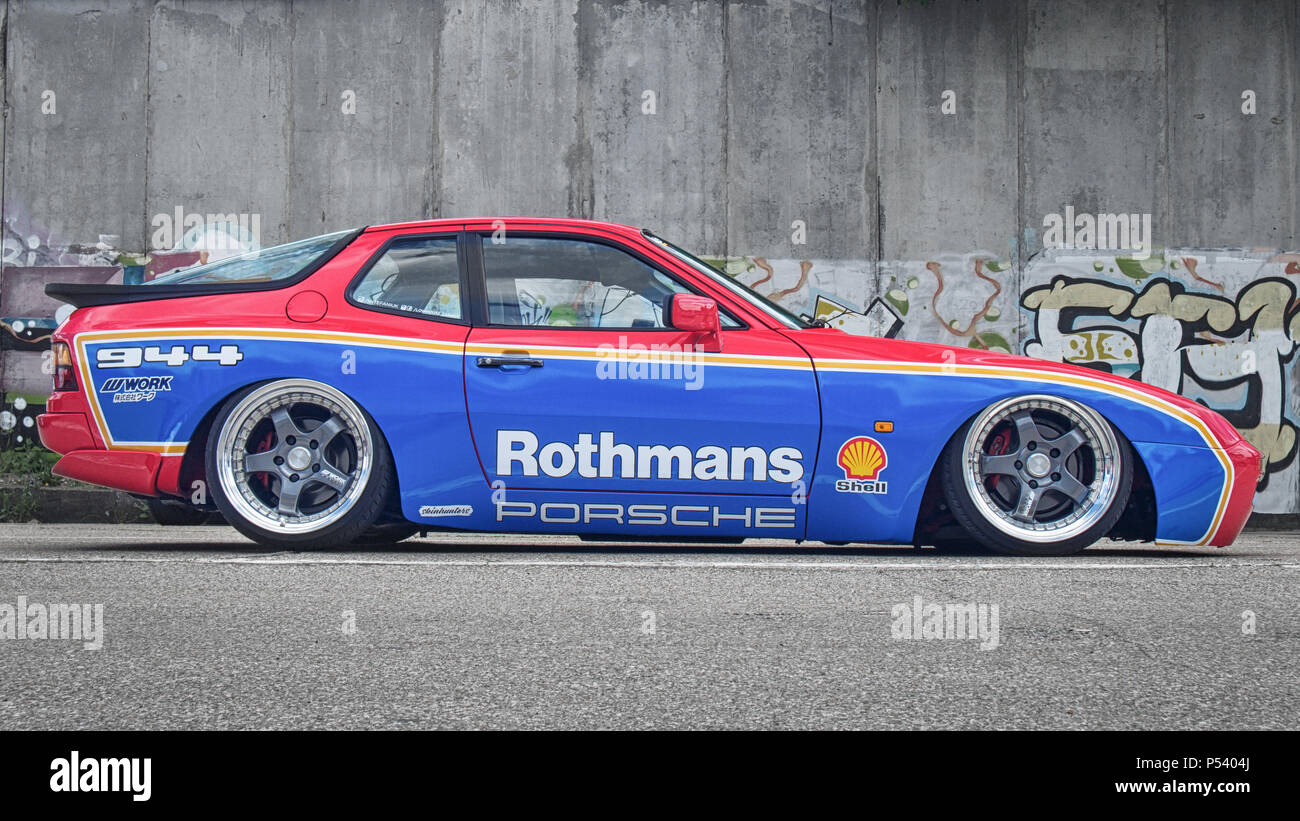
667;293;722;351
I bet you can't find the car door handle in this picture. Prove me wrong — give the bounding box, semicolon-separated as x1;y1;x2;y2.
476;356;544;369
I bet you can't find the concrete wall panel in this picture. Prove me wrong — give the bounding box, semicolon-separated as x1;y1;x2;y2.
437;0;583;219
725;0;874;259
588;0;726;252
3;0;149;252
145;0;291;248
1167;0;1297;247
288;0;439;235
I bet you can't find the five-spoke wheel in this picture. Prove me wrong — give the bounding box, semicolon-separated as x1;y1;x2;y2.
941;395;1134;555
206;379;399;548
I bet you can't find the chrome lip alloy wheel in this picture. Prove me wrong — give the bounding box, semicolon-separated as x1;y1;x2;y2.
961;395;1121;544
216;380;373;534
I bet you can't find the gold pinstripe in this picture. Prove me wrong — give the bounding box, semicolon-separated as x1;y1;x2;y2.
69;329;1235;545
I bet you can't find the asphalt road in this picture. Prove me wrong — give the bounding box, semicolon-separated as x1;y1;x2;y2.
0;524;1296;730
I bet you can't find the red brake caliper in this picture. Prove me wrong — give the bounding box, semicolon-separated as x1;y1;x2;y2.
987;428;1011;493
252;431;275;495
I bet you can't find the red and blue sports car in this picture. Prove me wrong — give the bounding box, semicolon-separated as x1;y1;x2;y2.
38;218;1260;555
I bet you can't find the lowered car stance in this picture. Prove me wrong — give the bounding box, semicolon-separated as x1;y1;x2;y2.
39;218;1260;555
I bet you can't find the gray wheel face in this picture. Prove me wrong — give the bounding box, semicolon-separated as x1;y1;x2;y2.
961;395;1121;544
215;380;373;535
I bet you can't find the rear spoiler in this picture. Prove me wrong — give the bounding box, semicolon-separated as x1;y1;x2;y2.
44;281;259;308
45;228;364;309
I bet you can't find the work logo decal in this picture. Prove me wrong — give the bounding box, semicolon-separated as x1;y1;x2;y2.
835;436;888;494
496;430;805;483
99;375;174;404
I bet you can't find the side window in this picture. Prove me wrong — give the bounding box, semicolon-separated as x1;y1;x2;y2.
480;236;738;328
352;237;462;320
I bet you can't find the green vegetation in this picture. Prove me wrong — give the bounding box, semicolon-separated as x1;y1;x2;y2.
0;444;63;522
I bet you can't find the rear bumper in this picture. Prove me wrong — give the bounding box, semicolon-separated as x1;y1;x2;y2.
39;411;163;496
1207;439;1262;547
51;450;163;496
37;411;96;454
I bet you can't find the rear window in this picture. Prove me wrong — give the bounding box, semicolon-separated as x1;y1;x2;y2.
145;230;353;285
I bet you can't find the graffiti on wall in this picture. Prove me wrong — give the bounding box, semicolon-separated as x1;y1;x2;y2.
710;252;1020;352
0;393;46;449
2;211;117;268
1021;250;1300;512
0;207;228;412
5;225;1300;513
709;248;1300;513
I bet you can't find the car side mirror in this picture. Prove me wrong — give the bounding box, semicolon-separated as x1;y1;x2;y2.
668;293;723;352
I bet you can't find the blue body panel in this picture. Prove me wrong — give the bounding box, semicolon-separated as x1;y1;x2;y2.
75;329;1230;545
1132;442;1229;544
78;331;485;520
463;357;821;495
807;367;1227;544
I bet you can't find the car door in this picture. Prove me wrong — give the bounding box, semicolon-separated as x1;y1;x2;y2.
461;228;821;507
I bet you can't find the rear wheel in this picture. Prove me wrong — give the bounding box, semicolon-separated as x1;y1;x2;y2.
940;395;1133;556
205;379;398;549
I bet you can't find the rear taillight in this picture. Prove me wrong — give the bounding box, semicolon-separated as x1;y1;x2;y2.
52;342;77;391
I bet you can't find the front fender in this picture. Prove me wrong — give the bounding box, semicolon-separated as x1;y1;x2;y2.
805;355;1241;546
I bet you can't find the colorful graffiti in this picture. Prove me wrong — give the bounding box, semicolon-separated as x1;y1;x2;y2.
712;253;1019;352
0;393;46;450
0;209;220;402
1021;250;1300;511
2;213;116;268
710;249;1300;513
5;231;1300;513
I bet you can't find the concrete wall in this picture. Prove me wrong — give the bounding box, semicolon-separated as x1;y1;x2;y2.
1;0;1299;508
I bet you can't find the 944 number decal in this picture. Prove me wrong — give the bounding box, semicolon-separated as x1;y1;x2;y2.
96;344;244;369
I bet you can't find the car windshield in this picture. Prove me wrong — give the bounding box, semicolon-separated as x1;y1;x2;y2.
643;231;810;329
145;230;354;285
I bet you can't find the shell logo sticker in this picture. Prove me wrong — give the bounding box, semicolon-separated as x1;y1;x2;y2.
838;436;887;480
836;436;889;494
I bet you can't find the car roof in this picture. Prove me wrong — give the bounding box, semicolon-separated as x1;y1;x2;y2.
362;217;645;236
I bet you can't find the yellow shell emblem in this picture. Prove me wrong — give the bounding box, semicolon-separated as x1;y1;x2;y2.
838;436;888;480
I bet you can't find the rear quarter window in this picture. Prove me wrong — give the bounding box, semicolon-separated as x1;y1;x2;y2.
350;237;464;321
145;230;354;286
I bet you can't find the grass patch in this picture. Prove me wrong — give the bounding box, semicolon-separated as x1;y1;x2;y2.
0;444;63;522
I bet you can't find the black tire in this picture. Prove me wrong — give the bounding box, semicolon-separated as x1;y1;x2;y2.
205;379;399;550
351;522;420;547
926;537;986;556
940;395;1134;556
145;497;211;526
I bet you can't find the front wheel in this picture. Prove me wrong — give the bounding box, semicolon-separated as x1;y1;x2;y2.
205;379;398;549
940;395;1133;556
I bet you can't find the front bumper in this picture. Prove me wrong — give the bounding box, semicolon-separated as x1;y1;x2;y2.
1207;438;1262;547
